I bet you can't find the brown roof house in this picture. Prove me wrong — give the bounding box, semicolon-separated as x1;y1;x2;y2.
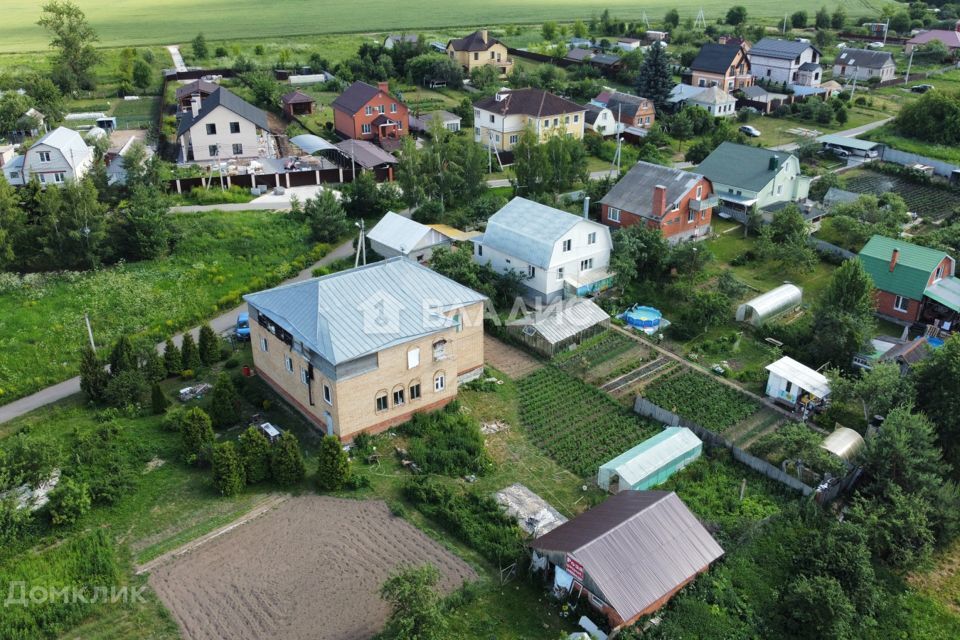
447;29;513;76
281;90;315;117
332;81;409;147
688;42;753;90
472;88;585;152
530;490;724;630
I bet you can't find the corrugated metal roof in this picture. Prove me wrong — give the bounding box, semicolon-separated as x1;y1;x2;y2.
335;139;398;168
925;276;960;311
30;126;91;170
367;212;435;254
816;134;882;151
176;87;270;137
834;48;894;69
481;197;585;268
600;161;703;218
859;235;951;300
427;224;481;242
512;298;609;345
242;257;486;365
765;356;831;398
735;284;803;325
530;491;724;621
290;134;339;155
750;38;820;60
599;428;702;487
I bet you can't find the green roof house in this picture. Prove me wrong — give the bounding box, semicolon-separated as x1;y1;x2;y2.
696;142;810;219
858;235;960;326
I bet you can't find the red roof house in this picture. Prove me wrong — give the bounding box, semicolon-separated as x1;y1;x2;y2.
331;81;409;146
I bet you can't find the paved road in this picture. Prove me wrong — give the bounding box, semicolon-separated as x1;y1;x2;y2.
0;239;356;426
167;45;187;72
770;117;894;152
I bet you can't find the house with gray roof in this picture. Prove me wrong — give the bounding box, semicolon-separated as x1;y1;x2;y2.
5;126;93;187
366;211;453;262
243;257;487;440
472;197;613;302
832;48;896;83
176;87;274;164
696;142;810;217
530;490;724;630
748;38;822;85
600;160;716;243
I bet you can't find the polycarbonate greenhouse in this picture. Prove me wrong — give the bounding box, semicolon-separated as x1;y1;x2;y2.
735;283;803;326
597;427;703;493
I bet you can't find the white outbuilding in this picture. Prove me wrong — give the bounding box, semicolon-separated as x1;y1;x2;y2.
765;356;830;407
735;283;802;326
366;211;453;262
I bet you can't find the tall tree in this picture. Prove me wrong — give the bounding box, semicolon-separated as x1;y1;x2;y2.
34;178;108;270
180;333;201;372
271;431;306;486
300;189;349;243
78;345;108;403
378;565;448;640
180;407;215;467
914;334;960;469
212;442;246;496
238;426;272;484
208;372;240;428
0;179;24;269
829;363;915;423
163;338;182;376
115;185;171;260
610;225;670;292
810;259;876;369
198;324;219;366
725;5;748;26
636;43;673;112
108;335;137;377
24;75;66;125
37;1;100;92
815;6;832;29
191;33;208;60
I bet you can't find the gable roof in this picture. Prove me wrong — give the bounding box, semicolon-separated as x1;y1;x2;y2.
29;126;91;170
480;197;589;268
600;161;704;219
385;34;418;46
335;139;397;168
447;30;502;52
696;142;796;192
689;85;735;105
606;91;652;118
366;212;440;254
565;48;594;62
590;53;621;66
858;235;953;300
798;61;822;72
242;257;486;366
749;38;820;60
669;83;708;103
834;48;895;69
766;356;831;398
530;491;724;622
880;337;931;365
512;298;610;345
908;29;960;48
177;87;270;137
690;43;745;74
331;81;385;115
175;79;220;101
473;88;585;118
582;103;608;125
281;90;315;105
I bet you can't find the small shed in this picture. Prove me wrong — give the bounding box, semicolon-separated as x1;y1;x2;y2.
508;298;610;356
282;90;316;117
366;211;452;262
409;110;462;134
736;283;802;326
597;427;702;493
820;426;864;461
765;356;830;406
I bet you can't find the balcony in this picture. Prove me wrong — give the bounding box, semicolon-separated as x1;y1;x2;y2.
689;195;719;212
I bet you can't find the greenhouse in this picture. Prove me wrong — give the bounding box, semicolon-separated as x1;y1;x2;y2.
820;427;865;461
735;284;803;326
597;427;703;493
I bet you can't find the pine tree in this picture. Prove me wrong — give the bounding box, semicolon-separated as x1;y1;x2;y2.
271;431;306;486
238;426;272;484
180;407;214;466
209;372;240;428
198;324;219;366
108;334;137;377
151;383;170;414
316;435;351;491
163;338;182;377
212;442;245;496
143;349;167;382
78;345;108;403
636;42;673;113
180;333;201;372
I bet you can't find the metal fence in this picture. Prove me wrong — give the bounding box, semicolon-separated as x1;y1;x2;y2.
808;237;856;261
880;147;960;179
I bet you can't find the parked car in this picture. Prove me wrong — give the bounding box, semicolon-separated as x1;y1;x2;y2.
236;312;250;341
867;41;884;49
825;145;850;157
911;84;934;93
739;125;761;137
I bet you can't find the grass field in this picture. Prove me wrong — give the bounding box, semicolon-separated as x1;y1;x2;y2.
3;0;868;52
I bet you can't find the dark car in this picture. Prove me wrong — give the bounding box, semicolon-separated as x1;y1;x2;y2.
911;84;934;93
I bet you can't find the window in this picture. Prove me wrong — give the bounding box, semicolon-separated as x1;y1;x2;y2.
38;151;51;162
557;266;564;281
495;134;500;142
509;134;518;144
377;105;385;114
361;123;371;134
39;174;46;184
935;266;944;281
396;121;402;131
259;337;268;352
375;391;389;412
580;258;593;271
573;115;579;123
232;143;243;155
365;105;373;115
477;244;483;257
208;145;219;157
474;52;479;60
453;313;462;333
53;172;65;184
696;185;703;199
300;367;309;386
489;114;495;123
587;232;596;245
562;239;572;252
407;347;420;369
284;356;293;373
434;371;445;392
776;184;783;195
490;51;495;59
390;103;397;113
229;122;240;134
393;386;405;407
410;380;421;400
323;384;332;405
698;78;706;87
553;118;559;126
607;207;621;223
564;116;570;124
687;209;695;223
528;265;536;278
894;295;910;313
543;119;549;128
433;340;447;360
205;123;217;135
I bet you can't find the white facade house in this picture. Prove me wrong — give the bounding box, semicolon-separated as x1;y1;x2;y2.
177;87;274;164
367;211;453;262
765;356;831;406
688;86;737;117
472;197;613;302
4;126;93;187
832;49;896;83
748;39;822;85
583;105;620;136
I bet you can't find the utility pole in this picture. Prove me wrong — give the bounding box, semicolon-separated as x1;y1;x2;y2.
883;19;890;46
354;219;366;268
905;47;915;83
782;13;788;34
84;313;96;351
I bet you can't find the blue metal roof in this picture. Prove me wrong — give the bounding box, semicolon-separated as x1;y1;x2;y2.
481;197;584;268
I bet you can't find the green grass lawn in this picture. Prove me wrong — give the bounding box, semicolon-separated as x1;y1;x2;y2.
0;211;323;405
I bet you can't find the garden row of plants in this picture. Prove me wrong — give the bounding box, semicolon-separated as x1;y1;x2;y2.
643;371;760;433
517;367;660;476
553;330;637;375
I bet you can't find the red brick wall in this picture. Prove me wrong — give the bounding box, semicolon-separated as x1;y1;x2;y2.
600;177;713;239
875;290;921;322
926;256;955;286
334;92;410;140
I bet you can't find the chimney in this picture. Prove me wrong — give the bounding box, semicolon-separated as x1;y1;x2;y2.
768;155;779;171
890;248;900;272
190;94;202;117
652;185;667;217
377;81;389;94
481;29;489;43
583;196;590;219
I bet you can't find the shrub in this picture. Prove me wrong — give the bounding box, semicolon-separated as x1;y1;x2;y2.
70;422;149;506
78;345;108;403
352;432;375;458
181;332;201;371
198;324;219;366
271;431;306;486
162;405;188;431
163;338;182;376
214;46;228;58
224;356;240;369
143;350;167;383
402;406;491;476
104;369;147;408
150;382;170;414
238;426;272;484
316;435;351;491
209;372;241;428
212;441;246;496
47;477;92;526
2;433;61;488
180;407;215;466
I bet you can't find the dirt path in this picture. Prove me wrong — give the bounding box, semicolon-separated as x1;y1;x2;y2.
484;335;542;378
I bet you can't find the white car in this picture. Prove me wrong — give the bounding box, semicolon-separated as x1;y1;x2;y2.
867;41;884;49
739;125;761;137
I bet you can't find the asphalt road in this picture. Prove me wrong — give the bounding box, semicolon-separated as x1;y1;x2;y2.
0;239;356;425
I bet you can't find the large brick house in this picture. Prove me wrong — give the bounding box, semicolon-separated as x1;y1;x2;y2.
446;29;513;76
688;43;753;90
243;258;486;441
332;81;409;146
858;235;960;326
592;90;656;131
599;161;716;243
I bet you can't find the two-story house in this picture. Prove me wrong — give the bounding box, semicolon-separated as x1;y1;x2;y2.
748;38;822;86
176;87;274;164
832;49;896;83
688;42;753;90
858;235;960;326
473;88;585;152
696;142;810;219
599;161;716;243
446;29;513;76
332;81;409;147
472;197;613;302
243;258;487;441
593;90;656;131
4;126;93;187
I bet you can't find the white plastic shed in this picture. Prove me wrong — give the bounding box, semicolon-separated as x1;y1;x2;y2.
597;427;702;493
736;284;802;326
765;356;830;405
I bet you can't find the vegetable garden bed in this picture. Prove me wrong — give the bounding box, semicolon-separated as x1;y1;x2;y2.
517;367;660;476
554;330;637;377
642;371;761;433
843;170;960;220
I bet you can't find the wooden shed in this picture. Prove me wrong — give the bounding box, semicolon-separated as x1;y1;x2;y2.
282;90;316;117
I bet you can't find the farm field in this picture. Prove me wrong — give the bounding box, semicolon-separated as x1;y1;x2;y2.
517;366;661;476
842;169;960;220
2;0;872;52
0;211;324;405
642;371;762;433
